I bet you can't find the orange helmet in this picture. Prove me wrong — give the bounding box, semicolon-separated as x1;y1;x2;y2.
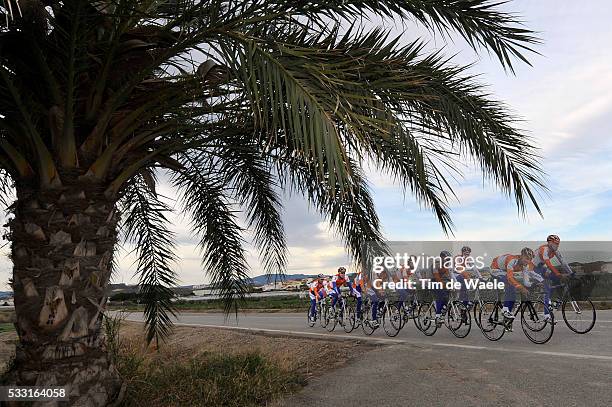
547;235;560;244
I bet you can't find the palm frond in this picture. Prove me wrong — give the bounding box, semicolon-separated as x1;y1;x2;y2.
171;152;251;315
279;152;388;266
214;136;287;278
120;173;178;346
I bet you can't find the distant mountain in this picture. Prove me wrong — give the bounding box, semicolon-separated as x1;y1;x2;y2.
248;274;317;286
108;275;318;291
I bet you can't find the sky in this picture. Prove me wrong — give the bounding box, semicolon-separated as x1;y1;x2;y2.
1;1;611;288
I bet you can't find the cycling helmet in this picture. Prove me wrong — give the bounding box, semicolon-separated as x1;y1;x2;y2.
317;274;325;279
337;267;346;273
461;246;472;255
521;247;535;259
547;234;561;244
439;250;452;259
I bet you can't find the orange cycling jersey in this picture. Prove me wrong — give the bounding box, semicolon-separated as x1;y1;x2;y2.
332;273;349;289
491;254;528;289
433;265;451;284
536;244;561;277
309;280;325;296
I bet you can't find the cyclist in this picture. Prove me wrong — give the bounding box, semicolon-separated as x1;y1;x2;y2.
535;235;573;317
453;246;478;306
396;256;416;312
366;269;388;328
433;251;453;327
330;267;353;311
490;248;535;319
308;274;327;322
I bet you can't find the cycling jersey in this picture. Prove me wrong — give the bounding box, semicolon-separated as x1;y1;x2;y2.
491;254;530;289
535;244;564;277
331;273;350;292
309;280;326;297
397;265;413;281
309;280;328;301
433;265;451;284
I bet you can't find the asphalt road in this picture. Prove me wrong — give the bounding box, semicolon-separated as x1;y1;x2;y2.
125;310;612;406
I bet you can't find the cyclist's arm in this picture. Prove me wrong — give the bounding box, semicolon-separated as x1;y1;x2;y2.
544;257;562;277
347;281;355;294
506;266;524;289
539;246;561;277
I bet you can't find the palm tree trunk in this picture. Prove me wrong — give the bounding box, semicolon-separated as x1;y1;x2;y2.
3;180;124;406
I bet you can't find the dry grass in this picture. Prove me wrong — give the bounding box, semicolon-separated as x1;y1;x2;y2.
117;321;369;377
0;315;372;406
0;310;14;324
115;322;371;406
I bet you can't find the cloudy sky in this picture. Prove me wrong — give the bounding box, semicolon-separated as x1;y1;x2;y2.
1;1;611;288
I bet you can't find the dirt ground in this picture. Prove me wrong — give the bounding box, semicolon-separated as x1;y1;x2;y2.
118;322;373;379
0;321;374;381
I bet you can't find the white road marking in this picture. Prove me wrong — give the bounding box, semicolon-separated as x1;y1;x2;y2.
126;319;405;345
432;343;487;350
125;318;612;362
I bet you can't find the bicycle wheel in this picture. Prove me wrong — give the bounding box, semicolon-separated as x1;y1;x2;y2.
562;298;596;334
417;302;438;336
319;304;328;328
521;301;554;344
412;302;423;331
382;304;402;337
447;301;471;338
361;303;376;336
397;303;407;330
306;307;315;327
473;301;483;329
342;305;356;333
325;307;337;332
479;301;505;341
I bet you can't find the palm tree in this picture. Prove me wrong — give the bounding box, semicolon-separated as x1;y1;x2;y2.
0;0;544;405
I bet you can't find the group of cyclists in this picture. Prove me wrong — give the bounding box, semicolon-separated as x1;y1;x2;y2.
308;234;575;336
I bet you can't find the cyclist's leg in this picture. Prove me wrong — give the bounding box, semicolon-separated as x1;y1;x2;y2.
544;273;561;315
354;286;363;319
536;264;554;315
502;276;516;313
309;292;317;318
367;289;379;320
456;275;469;306
331;290;339;309
435;288;448;317
397;288;408;308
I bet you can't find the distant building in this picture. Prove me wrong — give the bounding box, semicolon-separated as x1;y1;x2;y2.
261;282;284;291
281;280;304;290
0;297;13;306
193;288;215;296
